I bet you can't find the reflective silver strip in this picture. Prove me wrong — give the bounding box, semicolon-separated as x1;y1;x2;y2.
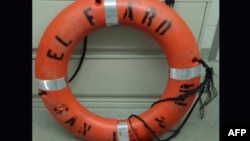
117;122;129;141
170;65;201;80
36;77;67;91
104;0;118;26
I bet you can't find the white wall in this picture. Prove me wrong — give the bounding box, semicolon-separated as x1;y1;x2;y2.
199;0;219;49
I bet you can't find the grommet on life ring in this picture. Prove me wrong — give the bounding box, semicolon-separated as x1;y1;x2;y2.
35;0;201;140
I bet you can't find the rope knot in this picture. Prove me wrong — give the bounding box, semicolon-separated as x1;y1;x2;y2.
206;67;213;74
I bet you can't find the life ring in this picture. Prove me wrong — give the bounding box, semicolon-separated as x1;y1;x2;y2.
35;0;201;140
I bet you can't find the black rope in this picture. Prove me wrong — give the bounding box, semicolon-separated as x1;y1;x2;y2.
165;0;175;8
151;88;199;108
192;58;218;119
128;115;158;141
128;115;176;141
69;36;88;83
128;58;217;141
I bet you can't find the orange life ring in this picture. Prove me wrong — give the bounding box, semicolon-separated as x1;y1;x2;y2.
35;0;201;140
